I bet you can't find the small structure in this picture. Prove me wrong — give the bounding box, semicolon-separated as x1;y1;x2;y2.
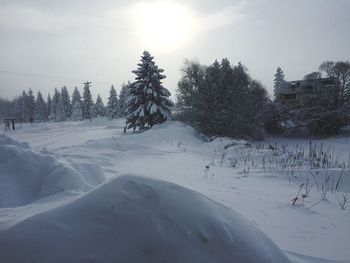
276;77;336;106
3;118;16;130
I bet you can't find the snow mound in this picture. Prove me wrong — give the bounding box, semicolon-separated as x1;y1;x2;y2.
0;135;104;208
0;175;291;263
127;121;200;142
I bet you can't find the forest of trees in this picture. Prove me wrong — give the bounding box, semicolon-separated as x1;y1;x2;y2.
0;82;127;123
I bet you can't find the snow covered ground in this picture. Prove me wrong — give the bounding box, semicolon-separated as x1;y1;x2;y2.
1;119;349;262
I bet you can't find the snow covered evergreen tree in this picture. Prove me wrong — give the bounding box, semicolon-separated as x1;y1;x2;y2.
15;91;27;122
93;94;105;117
49;89;58;121
106;85;118;119
118;82;130;117
82;82;94;120
71;100;83;120
273;67;286;100
125;51;172;130
61;86;72;118
71;87;82;106
57;93;66;121
49;88;65;121
46;94;52;120
34;91;47;122
26;88;35;121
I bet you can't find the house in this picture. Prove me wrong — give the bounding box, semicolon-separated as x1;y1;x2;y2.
276;77;336;106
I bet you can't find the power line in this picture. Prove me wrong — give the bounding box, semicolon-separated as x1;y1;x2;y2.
0;69;113;86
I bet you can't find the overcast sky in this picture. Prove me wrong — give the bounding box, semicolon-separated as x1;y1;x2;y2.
0;0;349;101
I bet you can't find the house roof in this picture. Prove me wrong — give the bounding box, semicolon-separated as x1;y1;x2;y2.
277;77;335;95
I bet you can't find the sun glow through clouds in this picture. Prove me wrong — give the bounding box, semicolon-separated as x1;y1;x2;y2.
132;2;195;53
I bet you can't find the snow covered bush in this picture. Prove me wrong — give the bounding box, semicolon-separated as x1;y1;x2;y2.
125;51;173;130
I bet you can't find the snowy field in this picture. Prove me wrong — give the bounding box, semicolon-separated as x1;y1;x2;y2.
1;119;349;262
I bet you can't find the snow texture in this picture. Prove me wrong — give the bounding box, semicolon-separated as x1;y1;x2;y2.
1;119;349;262
0;175;291;263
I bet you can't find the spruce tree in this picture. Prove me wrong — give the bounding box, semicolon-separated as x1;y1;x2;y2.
46;94;52;120
106;85;118;119
15;91;27;122
93;94;105;117
71;87;82;106
34;91;47;122
273;67;286;100
125;51;172;130
57;93;66;121
61;86;72;118
118;82;130;117
26;89;36;121
72;100;83;120
82;82;94;120
49;88;65;121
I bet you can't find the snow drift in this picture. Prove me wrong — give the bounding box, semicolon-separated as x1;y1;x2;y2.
0;175;291;263
0;135;104;208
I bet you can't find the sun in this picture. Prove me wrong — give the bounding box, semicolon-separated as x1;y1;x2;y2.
131;2;195;53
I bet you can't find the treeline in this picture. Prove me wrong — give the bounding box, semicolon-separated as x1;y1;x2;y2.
0;82;130;122
176;59;350;139
2;52;349;139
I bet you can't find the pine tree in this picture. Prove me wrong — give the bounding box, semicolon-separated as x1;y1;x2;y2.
71;87;82;106
46;94;52;120
273;67;286;100
71;100;83;120
34;91;47;122
61;86;72;118
93;94;105;117
26;89;36;121
15;91;27;122
118;82;130;117
49;89;58;121
57;93;66;121
125;51;173;130
106;85;119;119
49;88;65;121
82;82;94;120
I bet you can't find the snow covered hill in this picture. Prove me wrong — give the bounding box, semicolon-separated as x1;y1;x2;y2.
1;119;349;262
